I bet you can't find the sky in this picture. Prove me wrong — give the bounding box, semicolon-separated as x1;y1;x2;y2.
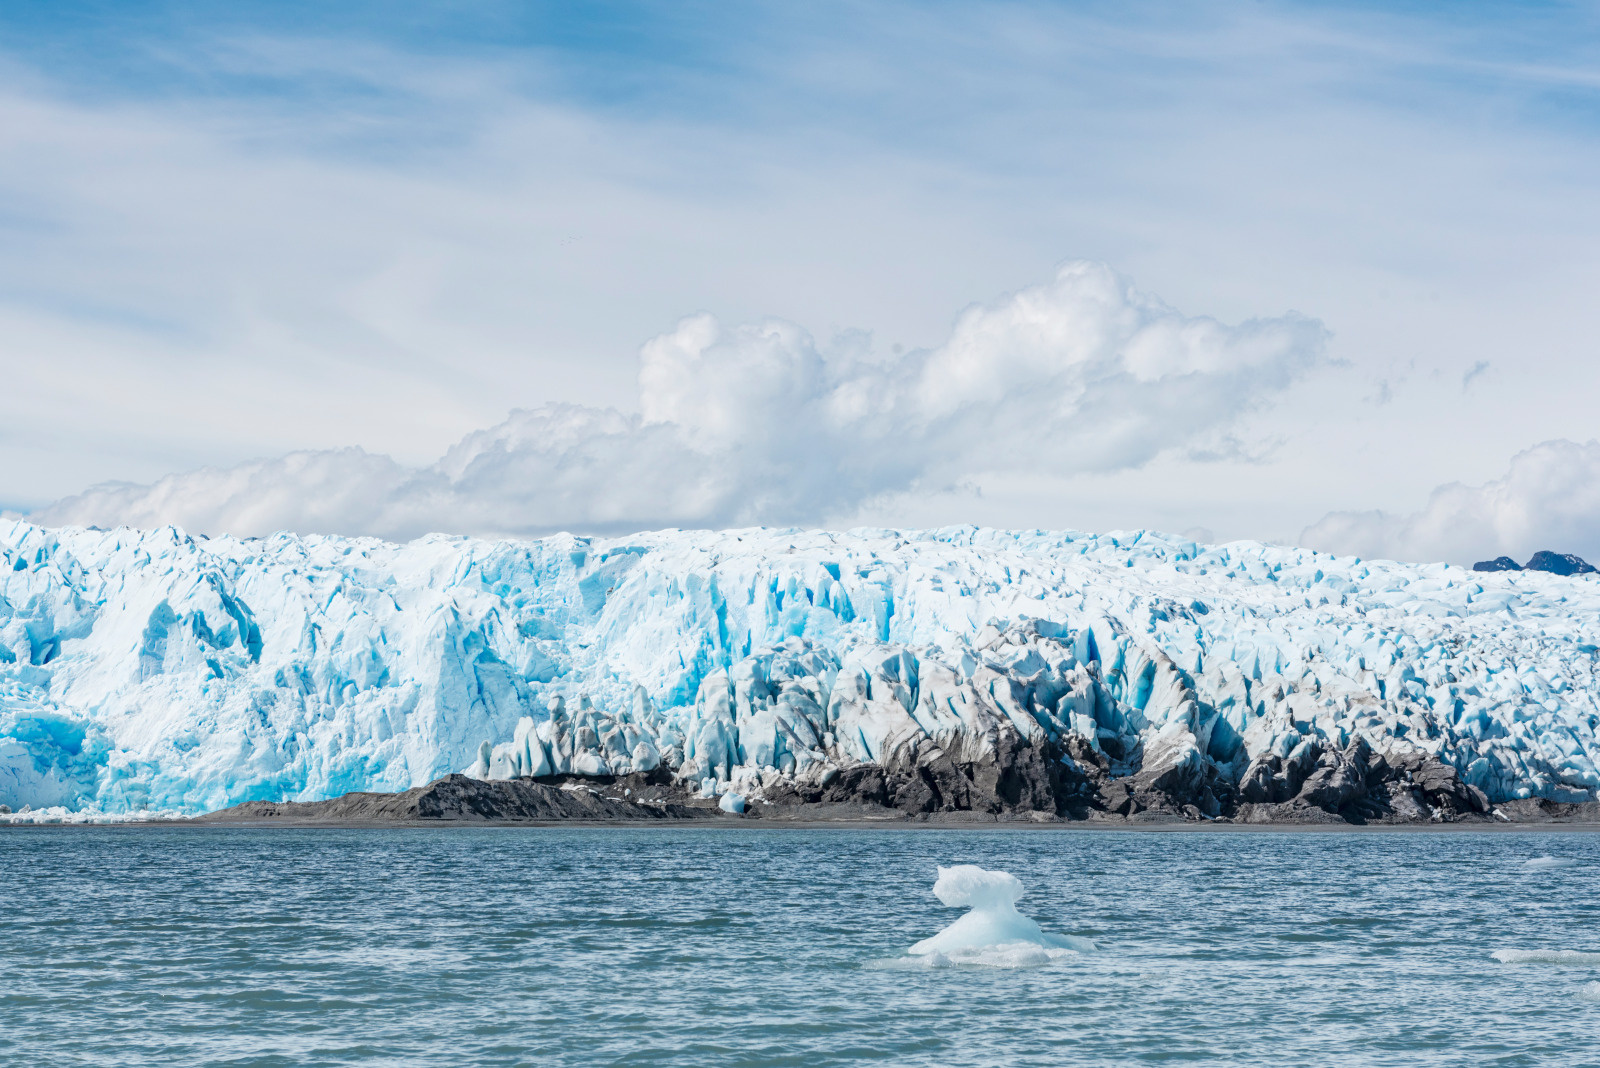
4;0;1600;563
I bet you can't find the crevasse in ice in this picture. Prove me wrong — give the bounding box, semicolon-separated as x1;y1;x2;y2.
2;518;1598;814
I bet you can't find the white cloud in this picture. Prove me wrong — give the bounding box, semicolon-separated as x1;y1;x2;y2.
1301;439;1600;565
35;263;1327;540
6;8;1600;545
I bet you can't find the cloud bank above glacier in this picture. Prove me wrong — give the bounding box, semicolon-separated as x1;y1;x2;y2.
1303;440;1600;566
37;263;1326;540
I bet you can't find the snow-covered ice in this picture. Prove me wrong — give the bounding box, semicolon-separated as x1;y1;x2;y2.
2;518;1599;814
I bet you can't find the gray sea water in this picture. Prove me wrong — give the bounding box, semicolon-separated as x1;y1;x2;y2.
2;826;1597;1067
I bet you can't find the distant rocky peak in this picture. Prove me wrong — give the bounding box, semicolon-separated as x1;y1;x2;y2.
1472;551;1596;576
1523;551;1596;576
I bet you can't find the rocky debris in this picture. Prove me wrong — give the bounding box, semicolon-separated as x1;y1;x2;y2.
1490;797;1600;823
1222;739;1490;824
1474;551;1596;575
1034;734;1496;824
1073;742;1219;821
202;772;720;824
701;732;1511;825
201;735;1585;827
754;724;1065;817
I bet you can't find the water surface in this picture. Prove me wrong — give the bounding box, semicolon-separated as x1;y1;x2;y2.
2;827;1596;1066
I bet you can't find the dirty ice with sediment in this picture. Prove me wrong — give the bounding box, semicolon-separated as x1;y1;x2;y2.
1;518;1598;817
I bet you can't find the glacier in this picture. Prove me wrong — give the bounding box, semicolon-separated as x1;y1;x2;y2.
1;517;1598;817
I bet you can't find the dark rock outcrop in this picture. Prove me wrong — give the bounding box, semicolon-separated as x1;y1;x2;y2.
1472;552;1596;575
1224;739;1490;824
202;772;718;824
1491;797;1600;822
758;726;1064;818
200;737;1585;827
1523;550;1596;576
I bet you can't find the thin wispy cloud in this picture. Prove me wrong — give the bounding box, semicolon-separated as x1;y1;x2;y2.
1303;439;1600;565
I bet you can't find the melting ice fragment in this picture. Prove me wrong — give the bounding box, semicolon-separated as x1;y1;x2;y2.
905;865;1093;967
1490;949;1600;965
1523;856;1578;869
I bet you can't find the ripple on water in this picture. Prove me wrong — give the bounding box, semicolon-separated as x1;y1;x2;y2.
870;943;1086;970
3;827;1598;1067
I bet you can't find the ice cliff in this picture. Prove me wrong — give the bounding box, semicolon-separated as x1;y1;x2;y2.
2;518;1597;816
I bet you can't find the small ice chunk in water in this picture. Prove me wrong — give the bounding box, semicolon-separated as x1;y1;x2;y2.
1524;856;1577;869
907;865;1093;962
1491;949;1600;965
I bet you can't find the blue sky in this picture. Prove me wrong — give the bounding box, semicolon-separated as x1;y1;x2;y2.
12;2;1597;127
5;1;1600;560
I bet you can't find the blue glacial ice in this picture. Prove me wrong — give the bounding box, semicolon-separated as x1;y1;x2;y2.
2;518;1599;815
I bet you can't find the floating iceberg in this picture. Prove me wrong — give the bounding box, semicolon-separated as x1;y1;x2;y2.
2;518;1599;815
908;865;1093;965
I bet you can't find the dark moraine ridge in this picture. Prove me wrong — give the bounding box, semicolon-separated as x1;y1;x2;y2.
200;735;1600;826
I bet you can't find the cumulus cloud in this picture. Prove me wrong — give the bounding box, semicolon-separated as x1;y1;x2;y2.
36;262;1327;540
1301;439;1600;565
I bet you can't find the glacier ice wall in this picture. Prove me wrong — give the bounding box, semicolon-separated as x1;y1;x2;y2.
1;518;1597;814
